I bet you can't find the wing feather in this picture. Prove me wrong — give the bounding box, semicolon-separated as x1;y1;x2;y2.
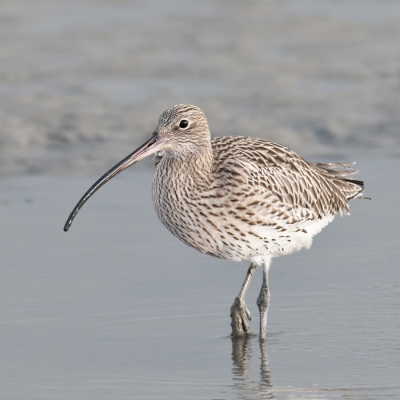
211;136;364;218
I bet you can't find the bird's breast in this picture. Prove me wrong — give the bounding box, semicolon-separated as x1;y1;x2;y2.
152;159;223;256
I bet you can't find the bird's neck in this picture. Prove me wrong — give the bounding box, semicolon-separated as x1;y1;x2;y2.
161;144;214;187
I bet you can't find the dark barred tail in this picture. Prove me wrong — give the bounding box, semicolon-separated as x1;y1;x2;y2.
310;162;366;201
343;178;365;200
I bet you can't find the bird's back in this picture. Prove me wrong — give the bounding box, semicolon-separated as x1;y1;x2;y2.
211;136;364;218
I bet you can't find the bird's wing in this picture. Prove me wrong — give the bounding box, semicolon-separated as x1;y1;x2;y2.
211;136;364;218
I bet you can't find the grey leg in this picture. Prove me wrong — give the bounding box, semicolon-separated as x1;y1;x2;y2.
257;259;271;339
230;263;257;336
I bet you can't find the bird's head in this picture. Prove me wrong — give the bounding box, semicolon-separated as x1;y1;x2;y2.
63;104;211;232
155;104;211;158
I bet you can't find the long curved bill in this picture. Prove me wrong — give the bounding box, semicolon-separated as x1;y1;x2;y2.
64;134;166;232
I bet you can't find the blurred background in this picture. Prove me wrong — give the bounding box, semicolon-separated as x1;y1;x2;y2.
1;0;399;176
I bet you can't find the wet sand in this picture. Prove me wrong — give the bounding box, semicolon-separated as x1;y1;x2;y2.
1;0;400;176
0;159;399;399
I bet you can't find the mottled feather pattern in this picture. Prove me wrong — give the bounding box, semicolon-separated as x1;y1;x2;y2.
152;130;364;263
212;137;363;217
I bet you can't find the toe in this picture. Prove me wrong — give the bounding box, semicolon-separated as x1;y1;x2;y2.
245;305;251;321
230;297;251;336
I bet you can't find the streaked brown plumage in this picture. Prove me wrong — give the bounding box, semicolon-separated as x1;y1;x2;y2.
64;104;365;338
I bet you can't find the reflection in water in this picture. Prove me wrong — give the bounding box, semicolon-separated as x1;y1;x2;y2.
231;336;274;399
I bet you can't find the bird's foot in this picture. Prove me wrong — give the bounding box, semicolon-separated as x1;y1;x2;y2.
230;296;252;336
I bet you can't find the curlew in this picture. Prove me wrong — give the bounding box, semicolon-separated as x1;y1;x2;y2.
64;104;366;338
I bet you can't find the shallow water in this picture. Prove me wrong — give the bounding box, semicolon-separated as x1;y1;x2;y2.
0;159;399;399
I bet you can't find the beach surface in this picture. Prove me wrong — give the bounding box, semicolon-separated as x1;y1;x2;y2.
1;0;399;176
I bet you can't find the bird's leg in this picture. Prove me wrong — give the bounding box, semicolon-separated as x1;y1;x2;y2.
230;263;257;336
257;259;271;339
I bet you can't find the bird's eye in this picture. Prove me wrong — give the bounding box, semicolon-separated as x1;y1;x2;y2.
179;120;189;129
